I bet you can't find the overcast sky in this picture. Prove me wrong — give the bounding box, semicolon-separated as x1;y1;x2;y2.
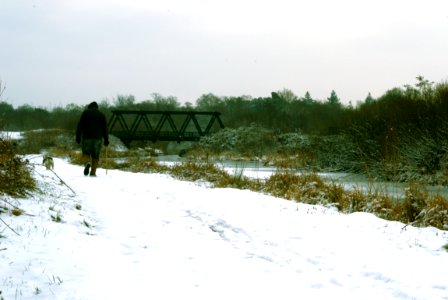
1;0;447;107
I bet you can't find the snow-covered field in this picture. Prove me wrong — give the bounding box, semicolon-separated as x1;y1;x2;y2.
1;157;447;300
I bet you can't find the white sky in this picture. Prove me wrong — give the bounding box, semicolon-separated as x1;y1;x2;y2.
1;0;447;107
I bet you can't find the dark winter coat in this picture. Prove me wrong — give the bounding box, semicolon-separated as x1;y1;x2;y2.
76;103;109;145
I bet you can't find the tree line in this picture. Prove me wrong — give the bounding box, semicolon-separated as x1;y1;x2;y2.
0;88;349;133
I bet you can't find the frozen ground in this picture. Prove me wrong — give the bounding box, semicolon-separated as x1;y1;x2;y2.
0;157;447;300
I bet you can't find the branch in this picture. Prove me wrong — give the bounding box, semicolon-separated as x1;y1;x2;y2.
401;208;430;230
29;162;76;196
0;217;21;236
48;169;76;196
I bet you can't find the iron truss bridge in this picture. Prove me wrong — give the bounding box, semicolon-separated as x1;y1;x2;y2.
108;110;224;146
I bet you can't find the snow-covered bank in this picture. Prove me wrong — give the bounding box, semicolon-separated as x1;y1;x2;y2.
1;157;447;299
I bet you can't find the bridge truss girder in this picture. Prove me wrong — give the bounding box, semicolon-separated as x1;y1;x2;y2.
108;110;224;146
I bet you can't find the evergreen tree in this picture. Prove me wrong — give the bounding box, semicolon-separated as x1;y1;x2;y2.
364;92;374;104
302;91;314;104
327;90;341;106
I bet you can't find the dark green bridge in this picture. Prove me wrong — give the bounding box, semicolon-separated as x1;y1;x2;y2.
108;110;224;146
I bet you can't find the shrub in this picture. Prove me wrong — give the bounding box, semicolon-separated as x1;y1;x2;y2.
170;161;230;183
17;129;76;154
127;157;169;173
0;137;35;197
413;195;448;229
264;172;327;204
399;184;428;223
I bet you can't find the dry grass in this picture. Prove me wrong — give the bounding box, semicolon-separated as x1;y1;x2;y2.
424;196;448;229
18;129;74;155
127;157;169;173
392;187;448;230
63;146;137;171
170;161;228;183
0;138;36;197
11;208;23;216
398;184;428;223
260;170;447;230
264;172;326;203
168;161;261;190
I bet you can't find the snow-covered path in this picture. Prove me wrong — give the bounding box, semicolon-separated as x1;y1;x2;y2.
1;158;448;299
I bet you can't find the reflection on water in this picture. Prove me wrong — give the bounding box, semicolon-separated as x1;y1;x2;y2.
154;156;448;199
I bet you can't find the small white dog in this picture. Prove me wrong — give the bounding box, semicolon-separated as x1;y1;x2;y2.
42;155;54;170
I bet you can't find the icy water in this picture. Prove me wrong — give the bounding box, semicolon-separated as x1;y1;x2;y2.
154;155;448;199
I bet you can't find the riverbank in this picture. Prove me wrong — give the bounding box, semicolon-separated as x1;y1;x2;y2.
70;152;448;231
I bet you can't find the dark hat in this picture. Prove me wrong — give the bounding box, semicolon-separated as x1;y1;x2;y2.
88;101;99;109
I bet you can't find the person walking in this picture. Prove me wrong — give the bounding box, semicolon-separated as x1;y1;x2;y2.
76;101;109;176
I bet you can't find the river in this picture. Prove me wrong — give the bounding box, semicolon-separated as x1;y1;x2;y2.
154;155;448;199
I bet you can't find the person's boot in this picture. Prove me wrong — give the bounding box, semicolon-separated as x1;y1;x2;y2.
83;163;91;176
90;159;99;176
82;154;91;176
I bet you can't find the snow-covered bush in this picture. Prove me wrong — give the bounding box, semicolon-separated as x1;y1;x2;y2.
277;132;312;152
198;124;276;157
308;134;359;171
277;133;360;171
398;127;448;177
